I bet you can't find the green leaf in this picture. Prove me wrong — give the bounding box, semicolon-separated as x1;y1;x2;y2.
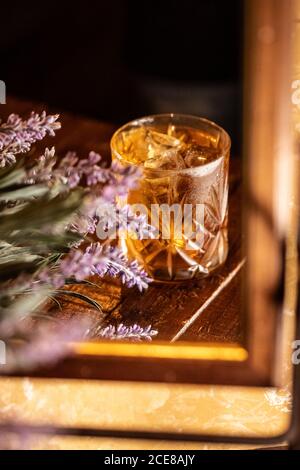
0;243;43;280
0;166;26;189
0;189;84;234
4;230;82;253
0;184;49;202
0;202;28;216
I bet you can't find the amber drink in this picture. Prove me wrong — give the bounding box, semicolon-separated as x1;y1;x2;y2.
111;114;231;282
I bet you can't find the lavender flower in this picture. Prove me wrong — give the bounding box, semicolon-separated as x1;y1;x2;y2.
92;323;158;341
69;214;98;236
25;149;140;199
0;112;61;167
101;161;141;201
2;319;91;372
25;149;102;188
0;107;155;379
38;242;151;291
97;203;157;240
25;147;57;184
87;244;151;291
56;150;106;188
76;151;107;186
1;319;157;376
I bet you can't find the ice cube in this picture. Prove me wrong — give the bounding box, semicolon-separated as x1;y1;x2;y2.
120;127;149;164
184;143;220;168
146;129;182;148
145;129;183;160
187;129;221;149
167;124;188;143
144;149;186;171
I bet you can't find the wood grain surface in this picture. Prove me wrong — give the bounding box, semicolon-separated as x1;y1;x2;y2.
1;97;244;344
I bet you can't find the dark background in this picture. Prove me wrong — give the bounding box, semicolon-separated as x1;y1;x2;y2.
0;0;243;152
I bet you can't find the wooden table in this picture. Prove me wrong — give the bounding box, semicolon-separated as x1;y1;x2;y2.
1;97;244;344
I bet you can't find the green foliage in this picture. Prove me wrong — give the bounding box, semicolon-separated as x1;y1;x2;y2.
0;162;85;320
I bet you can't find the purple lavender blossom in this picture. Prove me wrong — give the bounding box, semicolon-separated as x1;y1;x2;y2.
87;244;151;291
25;149;96;188
69;214;98;236
25;149;140;199
76;151;107;186
101;161;141;201
96;203;157;240
25;147;57;184
92;323;158;341
0;108;156;380
2;319;91;372
38;242;151;291
73;154;141;196
0;112;61;168
1;319;157;375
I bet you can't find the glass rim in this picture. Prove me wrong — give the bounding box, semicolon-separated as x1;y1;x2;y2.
110;113;231;175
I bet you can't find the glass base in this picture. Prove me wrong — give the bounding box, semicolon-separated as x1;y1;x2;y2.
125;229;229;283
